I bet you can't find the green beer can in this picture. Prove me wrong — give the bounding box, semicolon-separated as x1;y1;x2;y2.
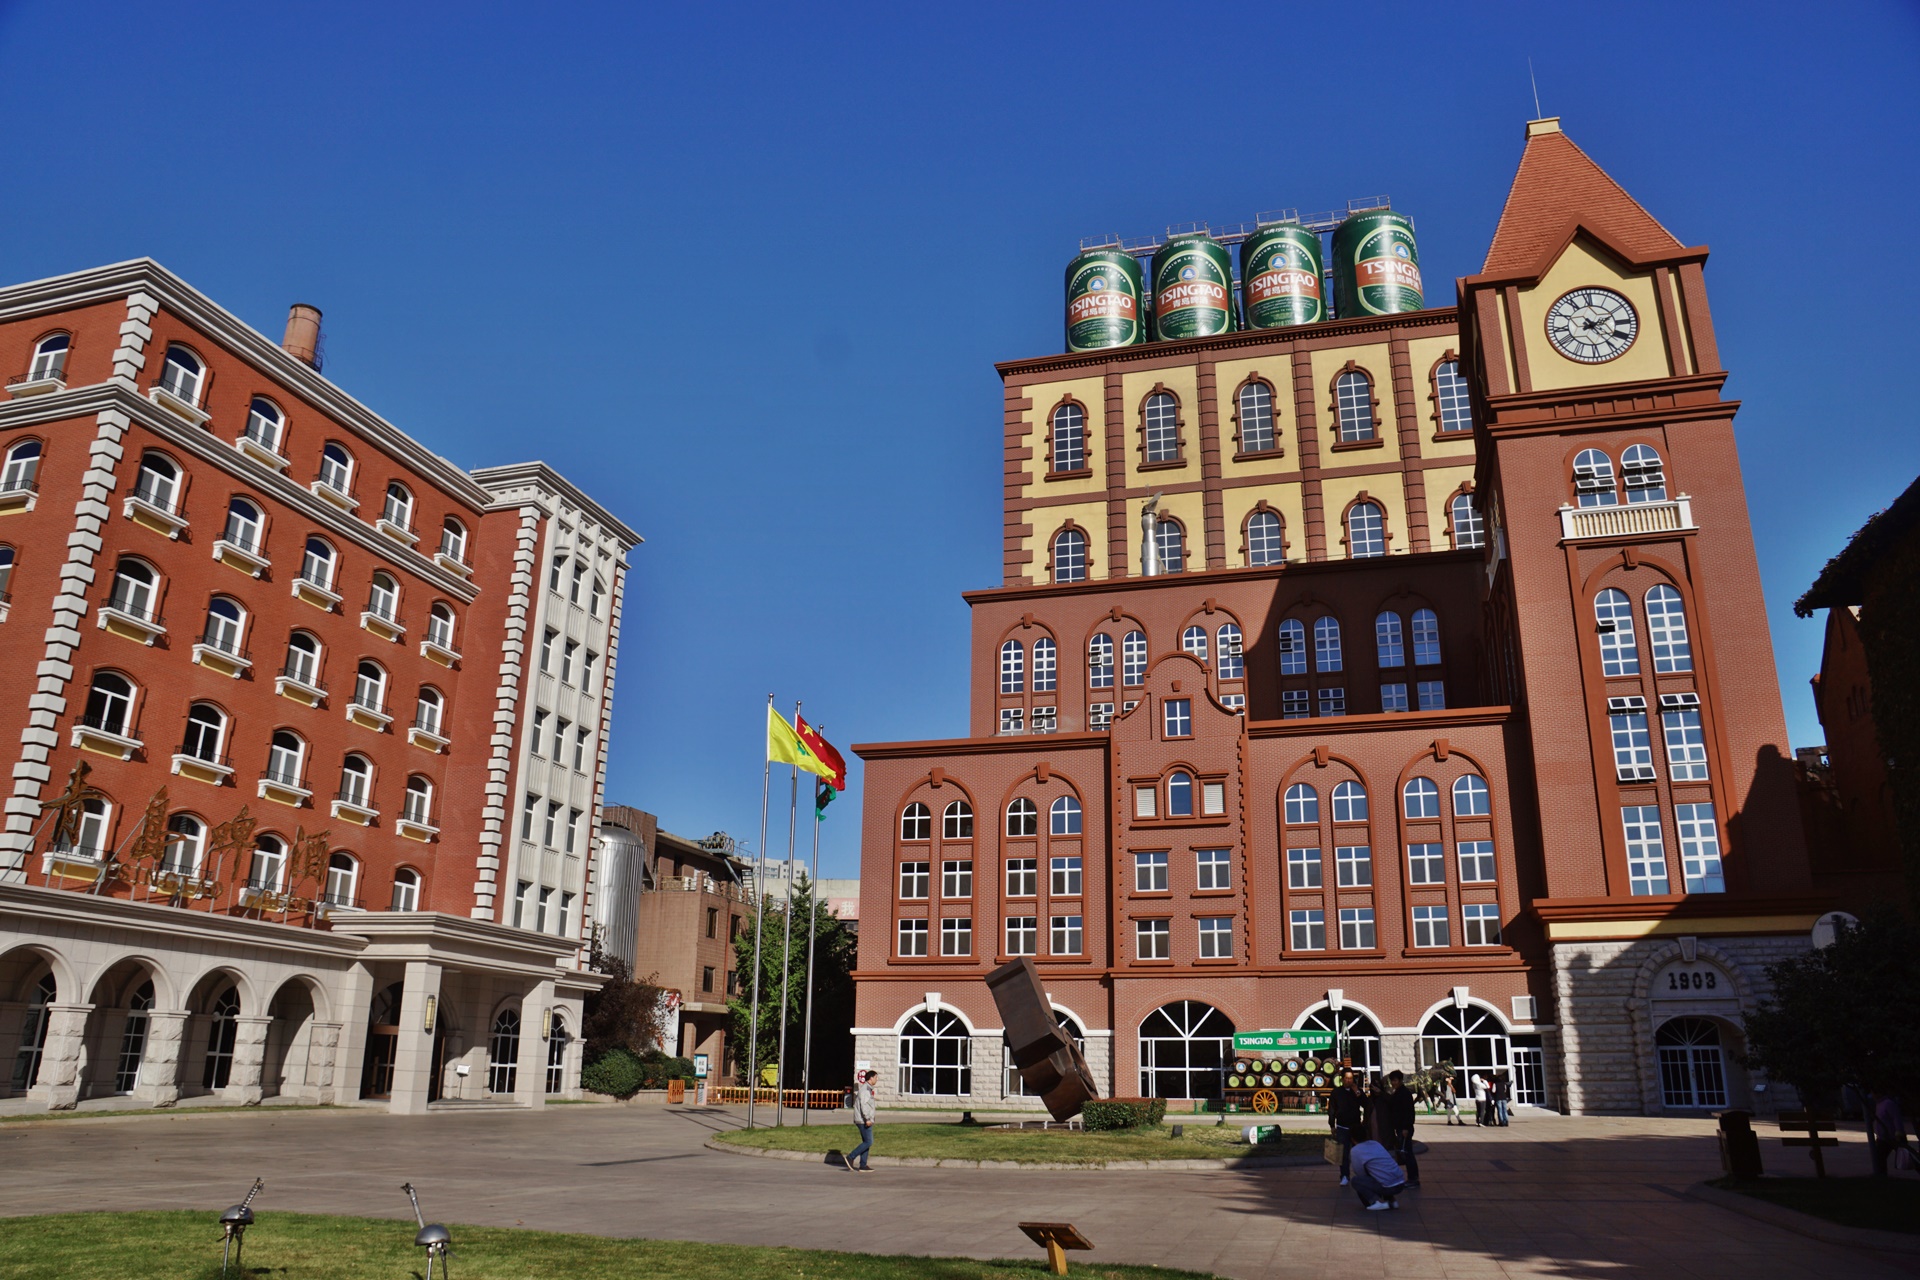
1240;224;1325;329
1332;210;1423;318
1151;234;1234;341
1065;250;1144;352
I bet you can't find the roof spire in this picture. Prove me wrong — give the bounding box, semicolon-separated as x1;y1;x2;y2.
1481;120;1684;278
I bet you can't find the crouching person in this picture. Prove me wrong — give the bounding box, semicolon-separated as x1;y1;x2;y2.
1348;1136;1408;1211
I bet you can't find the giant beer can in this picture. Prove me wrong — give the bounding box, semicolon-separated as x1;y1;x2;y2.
1332;210;1423;318
1150;234;1234;341
1064;250;1144;352
1240;224;1325;328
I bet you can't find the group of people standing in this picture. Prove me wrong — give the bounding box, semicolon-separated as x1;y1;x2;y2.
1326;1070;1422;1211
1470;1072;1512;1126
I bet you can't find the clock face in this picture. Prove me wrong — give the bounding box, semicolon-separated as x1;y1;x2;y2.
1545;288;1638;363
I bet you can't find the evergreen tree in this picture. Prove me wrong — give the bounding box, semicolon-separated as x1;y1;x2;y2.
727;872;857;1088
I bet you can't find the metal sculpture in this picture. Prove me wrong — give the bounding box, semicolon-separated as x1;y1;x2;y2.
403;1182;453;1280
985;958;1099;1121
217;1177;263;1277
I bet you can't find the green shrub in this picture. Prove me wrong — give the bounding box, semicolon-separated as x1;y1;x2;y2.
582;1047;646;1098
1081;1097;1167;1130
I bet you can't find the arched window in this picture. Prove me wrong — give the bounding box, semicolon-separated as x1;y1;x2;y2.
546;1011;571;1094
437;516;468;564
244;398;284;452
318;442;354;494
1050;403;1085;472
1346;501;1385;558
1403;776;1440;818
1656;1017;1728;1109
51;796;111;856
390;867;422;912
1087;632;1114;687
0;439;40;493
899;1008;971;1096
1005;797;1038;836
426;602;456;651
590;575;606;618
1166;770;1193;817
12;972;56;1089
1420;1005;1510;1095
1622;444;1667;502
1139;1000;1235;1100
266;730;304;787
414;686;444;736
367;571;399;621
1314;616;1343;672
284;631;321;687
1154;518;1184;572
1331;780;1369;822
1122;630;1147;686
1050;795;1082;835
164;813;205;874
158;345;204;406
180;703;227;762
202;596;245;655
0;546;12;599
352;661;386;712
1237;380;1275;453
1246;510;1283;565
1449;492;1484;549
1412;608;1441;665
109;557;158;619
1278;618;1307;675
27;333;69;382
1335;370;1374;442
134;452;180;511
248;835;287;891
942;800;973;839
1181;625;1208;667
403;775;434;824
300;537;336;590
1573;448;1618;507
1595;588;1640;676
1300;1006;1383;1074
999;640;1024;694
900;802;931;841
202;986;240;1089
1143;392;1179;462
1645;585;1692;672
381;482;414;531
1216;623;1244;679
1026;637;1056;693
324;852;359;907
1434;360;1472;433
223;498;264;553
1375;612;1405;668
488;1009;521;1094
339;754;373;808
1051;528;1087;584
1284;782;1319;824
85;672;135;736
1453;774;1491;816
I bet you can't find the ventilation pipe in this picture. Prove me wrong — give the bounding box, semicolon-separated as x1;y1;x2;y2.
282;304;323;368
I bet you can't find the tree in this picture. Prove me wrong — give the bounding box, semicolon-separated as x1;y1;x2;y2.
727;872;857;1088
580;942;668;1067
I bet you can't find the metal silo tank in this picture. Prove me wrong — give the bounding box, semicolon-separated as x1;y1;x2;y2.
1332;210;1423;318
1064;250;1144;352
1240;224;1325;328
1150;234;1234;341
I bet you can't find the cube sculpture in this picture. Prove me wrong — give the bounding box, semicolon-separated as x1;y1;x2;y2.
986;958;1099;1121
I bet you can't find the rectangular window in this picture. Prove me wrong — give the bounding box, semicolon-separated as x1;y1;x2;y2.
1412;904;1450;948
1089;703;1114;731
1286;846;1321;889
1623;805;1669;895
1663;709;1710;781
1416;681;1446;711
1202;781;1225;815
1031;706;1057;734
1005;916;1037;956
941;859;972;898
533;885;553;932
561;640;579;685
1380;683;1409;713
940;917;972;956
1134;786;1158;818
1134;850;1168;892
1376;613;1405;668
1197;916;1233;959
999;708;1024;735
1317;687;1346;717
1676;802;1725;893
1005;858;1037;897
899;861;929;899
521;794;538;841
554;718;571;760
1163;698;1192;738
513;880;531;928
1339;907;1376;950
540;628;557;673
1462;902;1502;946
1289;909;1326;951
1033;642;1057;693
1122;632;1147;686
898;918;929;957
1050;915;1082;955
543;801;561;847
532;709;549;751
1610;700;1656;781
558;890;575;937
702;966;714;993
1050;856;1082;897
574;727;591;771
1457;840;1496;883
1282;690;1310;719
1000;643;1024;694
706;907;718;938
565;808;583;853
726;970;737;995
1336;844;1373;887
1407;842;1445;885
1136;918;1170;960
582;650;598;691
1196;848;1231;890
1219;693;1245;714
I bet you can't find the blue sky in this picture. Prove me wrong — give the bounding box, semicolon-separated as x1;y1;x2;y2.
2;1;1914;878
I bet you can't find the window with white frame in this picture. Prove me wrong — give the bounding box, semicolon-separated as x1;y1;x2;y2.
1336;844;1372;887
83;672;135;737
245;398;284;452
1290;909;1326;951
164;814;205;874
942;859;972;898
248;835;286;891
1435;360;1472;433
1051;403;1085;472
353;660;386;712
1331;780;1368;822
1237;380;1275;452
573;727;590;771
223;498;264;553
1052;528;1087;584
1449;493;1485;548
590;575;606;617
900;802;930;841
899;861;929;899
1246;510;1283;565
300;537;335;590
27;333;68;382
1216;623;1244;678
1462;902;1502;946
1454;773;1491;816
437;516;468;564
1032;637;1057;692
1282;689;1310;719
1663;704;1709;781
1645;585;1692;672
284;631;320;686
1278;618;1307;675
109;558;158;618
898;918;929;956
1412;609;1441;665
1135;850;1167;892
1340;907;1376;950
367;572;399;622
1050;856;1082;896
1049;796;1081;835
1335;370;1374;442
1122;630;1147;686
1051;914;1083;955
1412;904;1450;947
565;808;583;853
426;602;456;651
1144;392;1179;462
1006;857;1037;897
1165;770;1194;816
940;917;972;956
1417;681;1446;710
1197;916;1232;959
318;442;354;493
999;640;1023;693
1408;842;1445;885
942;800;972;839
1596;588;1640;675
135;452;180;510
391;867;421;911
999;707;1024;735
1403;777;1440;819
1181;625;1208;668
409;686;441;738
1610;697;1655;780
1284;783;1318;824
202;597;245;654
158;345;204;405
0;439;40;493
380;482;412;530
181;703;226;762
402;775;433;825
1196;847;1230;890
1006;796;1037;837
323;852;359;908
1088;633;1114;687
549;555;567;592
1621;443;1667;502
1458;840;1496;883
1163;698;1191;738
1676;802;1725;893
51;797;111;857
1154;519;1184;572
1089;702;1114;730
1286;846;1321;889
1136;918;1170;960
1006;916;1037;955
1376;612;1405;668
1347;502;1385;557
898;1008;970;1095
1573;448;1618;507
266;731;304;787
338;754;373;808
561;640;579;683
1314;616;1343;671
1623;805;1669;895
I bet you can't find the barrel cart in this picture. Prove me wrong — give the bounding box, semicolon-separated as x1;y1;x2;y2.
1220;1029;1344;1115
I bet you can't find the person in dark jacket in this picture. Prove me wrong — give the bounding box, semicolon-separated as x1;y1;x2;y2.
1385;1070;1419;1187
1327;1071;1364;1185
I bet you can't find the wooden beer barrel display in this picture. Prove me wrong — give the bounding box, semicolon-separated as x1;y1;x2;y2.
1219;1032;1346;1112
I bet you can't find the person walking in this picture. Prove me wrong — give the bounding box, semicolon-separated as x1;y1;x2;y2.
1440;1073;1464;1126
1471;1072;1490;1126
1347;1136;1408;1211
1328;1070;1364;1186
845;1069;876;1171
1493;1072;1511;1126
1386;1070;1420;1187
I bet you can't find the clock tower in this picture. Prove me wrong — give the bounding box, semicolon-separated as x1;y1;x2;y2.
1458;118;1817;1112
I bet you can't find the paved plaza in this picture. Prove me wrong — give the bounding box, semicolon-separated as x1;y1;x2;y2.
0;1103;1913;1278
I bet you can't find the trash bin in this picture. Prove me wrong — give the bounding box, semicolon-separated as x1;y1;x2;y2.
1717;1109;1763;1180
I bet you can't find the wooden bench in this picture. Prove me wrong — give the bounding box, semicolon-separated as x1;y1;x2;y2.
1778;1111;1840;1177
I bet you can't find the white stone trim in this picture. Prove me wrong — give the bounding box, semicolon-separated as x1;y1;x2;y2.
1411;993;1513;1033
471;506;540;918
1292;995;1390;1033
889;1001;977;1035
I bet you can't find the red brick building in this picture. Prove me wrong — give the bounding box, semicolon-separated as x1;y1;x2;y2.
851;120;1837;1114
0;260;637;1113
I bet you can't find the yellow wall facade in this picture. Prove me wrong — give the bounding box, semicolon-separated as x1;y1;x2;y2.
1214;354;1296;474
1517;237;1674;391
1308;342;1398;464
1120;365;1201;483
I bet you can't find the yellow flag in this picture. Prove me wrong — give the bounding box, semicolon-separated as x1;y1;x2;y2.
768;706;836;781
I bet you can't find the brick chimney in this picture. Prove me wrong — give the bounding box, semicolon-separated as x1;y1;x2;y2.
282;304;323;368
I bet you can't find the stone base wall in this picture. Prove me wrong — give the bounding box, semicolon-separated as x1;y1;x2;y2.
853;1031;1115;1110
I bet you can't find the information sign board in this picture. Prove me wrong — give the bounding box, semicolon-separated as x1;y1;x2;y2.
1231;1029;1335;1055
694;1053;709;1078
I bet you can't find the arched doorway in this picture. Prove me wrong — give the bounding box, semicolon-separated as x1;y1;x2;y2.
898;1008;971;1097
1656;1017;1729;1109
488;1009;521;1095
1004;1010;1082;1097
1298;1006;1382;1076
361;981;403;1099
201;986;240;1090
1139;1001;1235;1100
545;1013;571;1095
262;982;317;1100
11;972;55;1092
114;981;155;1095
1419;1004;1509;1094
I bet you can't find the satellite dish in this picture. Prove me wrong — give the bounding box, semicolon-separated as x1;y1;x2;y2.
1810;911;1858;949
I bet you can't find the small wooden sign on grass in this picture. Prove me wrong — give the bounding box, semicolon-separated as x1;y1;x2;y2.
1018;1222;1092;1276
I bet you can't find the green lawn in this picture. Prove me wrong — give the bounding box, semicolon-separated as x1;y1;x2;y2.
0;1212;1225;1280
716;1120;1318;1164
1712;1176;1920;1235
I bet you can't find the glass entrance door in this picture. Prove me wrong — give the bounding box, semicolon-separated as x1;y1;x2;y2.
1510;1035;1546;1106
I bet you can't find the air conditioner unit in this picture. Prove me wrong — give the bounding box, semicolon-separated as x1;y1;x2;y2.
1510;995;1538;1022
1226;638;1244;657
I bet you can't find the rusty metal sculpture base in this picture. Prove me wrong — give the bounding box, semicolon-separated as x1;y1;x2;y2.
986;958;1099;1121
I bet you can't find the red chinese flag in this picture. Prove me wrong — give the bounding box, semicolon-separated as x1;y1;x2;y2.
796;717;847;790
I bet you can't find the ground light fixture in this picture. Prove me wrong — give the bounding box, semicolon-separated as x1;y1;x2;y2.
402;1182;453;1279
217;1177;263;1277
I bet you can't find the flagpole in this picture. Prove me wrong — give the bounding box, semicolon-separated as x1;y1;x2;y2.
799;769;822;1128
776;701;800;1126
747;694;773;1130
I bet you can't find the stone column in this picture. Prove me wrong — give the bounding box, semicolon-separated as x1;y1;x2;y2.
388;960;443;1116
228;1015;272;1105
306;1021;341;1105
33;1004;94;1109
516;979;556;1108
134;1010;189;1106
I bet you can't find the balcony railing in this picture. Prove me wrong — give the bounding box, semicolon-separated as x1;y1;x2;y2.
281;664;326;692
10;363;66;386
105;592;161;622
262;766;305;788
1558;496;1696;541
0;476;40;496
80;710;132;735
